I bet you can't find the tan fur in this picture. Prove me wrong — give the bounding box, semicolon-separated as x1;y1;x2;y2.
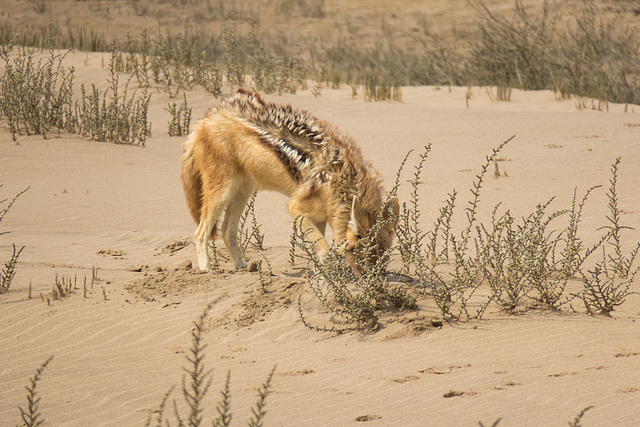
181;89;399;272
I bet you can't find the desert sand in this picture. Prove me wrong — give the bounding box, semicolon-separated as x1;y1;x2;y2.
1;48;640;426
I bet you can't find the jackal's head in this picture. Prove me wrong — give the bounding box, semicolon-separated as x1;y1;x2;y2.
345;196;400;276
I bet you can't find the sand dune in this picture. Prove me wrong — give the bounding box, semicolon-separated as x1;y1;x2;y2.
1;51;640;426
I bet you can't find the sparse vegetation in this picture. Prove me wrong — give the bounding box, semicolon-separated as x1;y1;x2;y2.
2;0;637;105
19;356;53;427
238;191;266;258
574;158;640;316
0;38;151;145
0;185;28;294
145;296;276;427
166;93;192;137
290;137;638;328
76;42;151;145
49;273;78;300
2;1;638;425
0;39;76;141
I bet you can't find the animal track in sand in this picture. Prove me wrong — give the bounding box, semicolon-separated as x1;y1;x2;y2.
155;239;190;255
278;369;316;377
390;375;420;384
492;381;522;390
548;371;579;377
615;351;640;358
418;364;471;375
443;390;478;398
96;249;126;258
355;414;382;422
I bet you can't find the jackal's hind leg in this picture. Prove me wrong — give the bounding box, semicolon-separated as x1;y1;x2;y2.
221;185;252;270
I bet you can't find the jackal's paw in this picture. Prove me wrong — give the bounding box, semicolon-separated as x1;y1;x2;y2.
234;260;249;271
196;261;211;272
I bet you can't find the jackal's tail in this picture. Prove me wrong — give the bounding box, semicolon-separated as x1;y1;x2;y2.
180;135;203;224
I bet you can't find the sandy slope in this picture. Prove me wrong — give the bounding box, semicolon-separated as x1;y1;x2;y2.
1;53;640;426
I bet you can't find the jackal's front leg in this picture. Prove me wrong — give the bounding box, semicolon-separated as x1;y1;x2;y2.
288;200;330;263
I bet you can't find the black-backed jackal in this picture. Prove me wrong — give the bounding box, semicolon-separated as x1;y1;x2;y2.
181;89;399;275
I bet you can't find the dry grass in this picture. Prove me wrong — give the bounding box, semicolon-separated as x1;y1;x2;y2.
3;1;636;105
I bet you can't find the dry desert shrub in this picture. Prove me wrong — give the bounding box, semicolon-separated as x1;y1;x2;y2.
574;158;640;316
276;0;325;18
166;93;192;137
470;0;640;105
238;191;265;258
0;185;29;294
292;138;638;327
0;39;76;141
120;31;223;97
75;43;152;146
1;0;637;104
248;25;306;95
0;37;152;145
292;194;415;332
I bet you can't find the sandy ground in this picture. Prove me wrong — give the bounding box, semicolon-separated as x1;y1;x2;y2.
1;50;640;426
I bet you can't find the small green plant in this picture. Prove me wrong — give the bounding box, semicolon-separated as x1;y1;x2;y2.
147;296;276;426
414;137;515;320
19;356;54;427
0;185;28;294
166;93;192;137
568;406;594;427
238;191;265;258
574;158;639;316
475;199;567;313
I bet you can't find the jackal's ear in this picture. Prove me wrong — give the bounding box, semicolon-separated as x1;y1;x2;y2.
382;197;400;228
348;196;363;236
